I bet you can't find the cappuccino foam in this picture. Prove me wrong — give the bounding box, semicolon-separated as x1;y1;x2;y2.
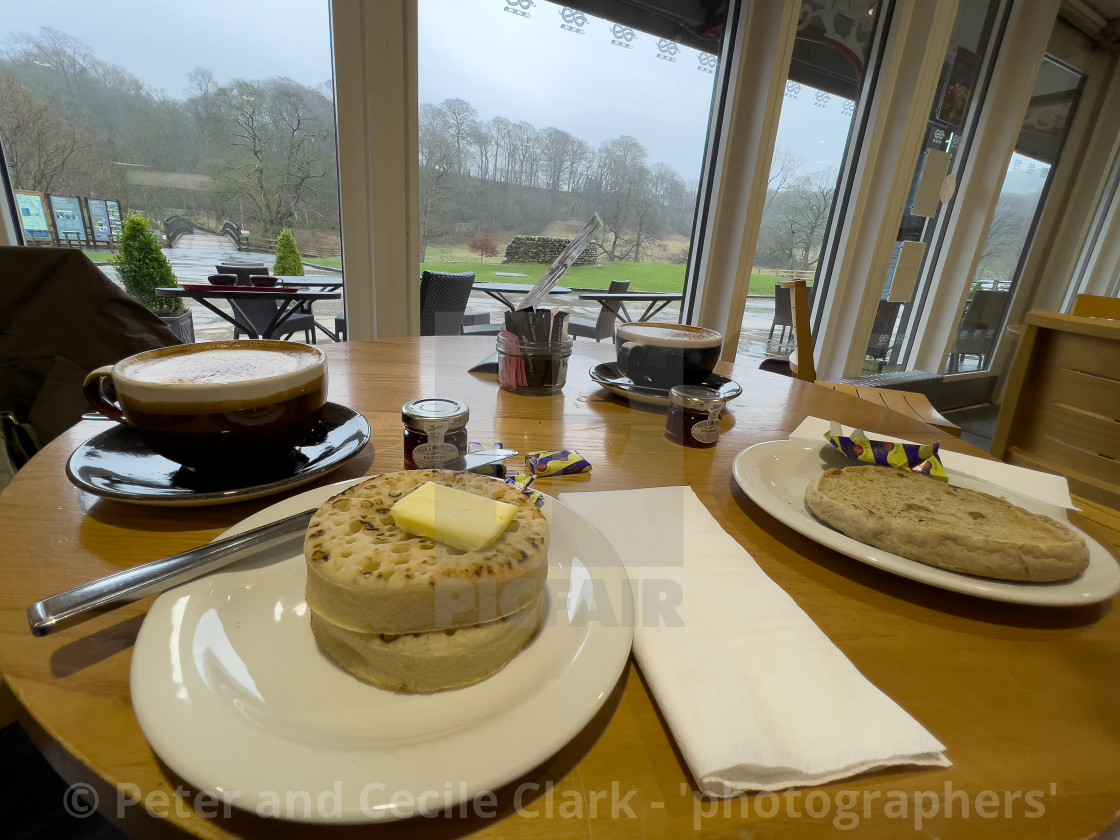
122;347;317;385
617;323;722;347
114;343;325;409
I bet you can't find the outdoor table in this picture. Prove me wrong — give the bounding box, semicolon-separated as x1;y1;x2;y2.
155;286;341;340
472;281;572;310
577;291;684;323
276;275;345;292
1;336;1119;839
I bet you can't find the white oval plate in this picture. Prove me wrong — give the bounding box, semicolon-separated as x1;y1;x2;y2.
130;479;634;823
732;440;1120;607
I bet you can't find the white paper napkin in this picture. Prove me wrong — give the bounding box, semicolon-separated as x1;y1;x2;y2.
789;415;1073;508
559;486;950;797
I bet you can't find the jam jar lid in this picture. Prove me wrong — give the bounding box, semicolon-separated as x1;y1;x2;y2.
401;398;469;429
668;385;725;412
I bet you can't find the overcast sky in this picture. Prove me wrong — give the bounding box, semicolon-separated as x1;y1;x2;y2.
3;0;857;181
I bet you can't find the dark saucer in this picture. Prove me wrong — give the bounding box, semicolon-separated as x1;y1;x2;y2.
589;363;743;407
66;402;372;506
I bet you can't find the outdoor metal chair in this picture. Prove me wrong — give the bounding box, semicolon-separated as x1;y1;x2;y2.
767;282;793;351
947;289;1010;372
570;280;631;341
420;271;476;336
231;297;316;342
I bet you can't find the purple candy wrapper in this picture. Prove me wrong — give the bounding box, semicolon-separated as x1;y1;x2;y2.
525;449;591;476
506;473;545;507
825;429;948;481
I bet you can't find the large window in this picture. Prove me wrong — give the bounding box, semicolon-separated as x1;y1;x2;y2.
0;2;343;341
415;0;724;305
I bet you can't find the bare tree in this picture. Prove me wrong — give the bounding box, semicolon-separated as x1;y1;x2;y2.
0;76;95;194
438;97;477;176
204;79;333;237
418;102;455;259
763;169;837;269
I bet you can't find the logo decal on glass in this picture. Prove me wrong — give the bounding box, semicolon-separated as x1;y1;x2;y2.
698;52;718;74
611;24;636;49
504;0;533;18
559;7;586;34
656;40;679;62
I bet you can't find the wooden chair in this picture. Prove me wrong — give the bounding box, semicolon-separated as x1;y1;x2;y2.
570;280;631;341
990;310;1120;518
781;280;961;437
1071;293;1120;320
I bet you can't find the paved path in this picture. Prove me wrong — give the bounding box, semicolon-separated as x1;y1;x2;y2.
99;232;789;361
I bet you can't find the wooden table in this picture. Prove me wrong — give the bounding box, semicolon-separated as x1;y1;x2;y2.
1;337;1118;839
576;291;683;323
156;286;341;341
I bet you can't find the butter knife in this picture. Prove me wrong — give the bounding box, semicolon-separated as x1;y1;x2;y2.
28;451;520;637
27;508;314;637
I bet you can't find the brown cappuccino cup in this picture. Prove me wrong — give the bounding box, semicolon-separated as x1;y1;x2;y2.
83;340;328;470
615;322;723;389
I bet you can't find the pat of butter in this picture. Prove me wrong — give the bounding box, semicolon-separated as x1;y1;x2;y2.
391;482;517;552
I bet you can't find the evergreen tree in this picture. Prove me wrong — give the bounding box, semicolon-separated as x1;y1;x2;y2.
111;214;184;315
273;228;305;276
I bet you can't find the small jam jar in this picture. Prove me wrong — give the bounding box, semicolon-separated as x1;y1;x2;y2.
665;385;725;448
402;398;469;469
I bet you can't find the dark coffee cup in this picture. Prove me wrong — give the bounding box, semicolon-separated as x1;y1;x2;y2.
83;340;328;470
615;322;723;389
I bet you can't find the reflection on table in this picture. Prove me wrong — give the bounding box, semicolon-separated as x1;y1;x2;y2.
577;291;683;323
472;282;572;310
156;286;341;341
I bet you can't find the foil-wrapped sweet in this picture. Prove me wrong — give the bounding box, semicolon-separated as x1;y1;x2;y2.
525;449;592;476
825;428;948;481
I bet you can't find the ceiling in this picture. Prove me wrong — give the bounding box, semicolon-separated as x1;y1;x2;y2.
1061;0;1120;50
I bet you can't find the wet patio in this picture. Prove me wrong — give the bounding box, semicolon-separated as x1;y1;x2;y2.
98;232;790;362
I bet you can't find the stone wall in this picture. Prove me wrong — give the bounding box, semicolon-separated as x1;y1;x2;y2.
503;235;598;265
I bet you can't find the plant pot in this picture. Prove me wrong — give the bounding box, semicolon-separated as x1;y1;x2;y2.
161;311;195;344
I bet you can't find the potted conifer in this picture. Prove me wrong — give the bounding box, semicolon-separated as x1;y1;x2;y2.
273;228;305;276
111;214;195;342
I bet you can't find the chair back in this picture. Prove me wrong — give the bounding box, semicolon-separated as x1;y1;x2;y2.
953;290;1009;354
1071;293;1120;320
0;246;179;445
782;280;816;382
419;271;476;336
229;297;282;337
595;280;631;337
867;300;902;359
772;284;793;328
990;310;1120;512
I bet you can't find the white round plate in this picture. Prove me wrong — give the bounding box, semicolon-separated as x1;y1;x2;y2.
130;479;634;823
732;440;1120;607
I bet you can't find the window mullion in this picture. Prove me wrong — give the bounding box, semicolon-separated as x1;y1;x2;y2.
813;0;958;381
688;0;801;356
909;0;1059;374
332;0;421;340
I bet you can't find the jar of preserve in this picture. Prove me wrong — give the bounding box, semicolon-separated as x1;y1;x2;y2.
402;398;469;469
665;385;725;448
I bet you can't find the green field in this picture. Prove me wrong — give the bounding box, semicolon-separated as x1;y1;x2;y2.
419;261;792;296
